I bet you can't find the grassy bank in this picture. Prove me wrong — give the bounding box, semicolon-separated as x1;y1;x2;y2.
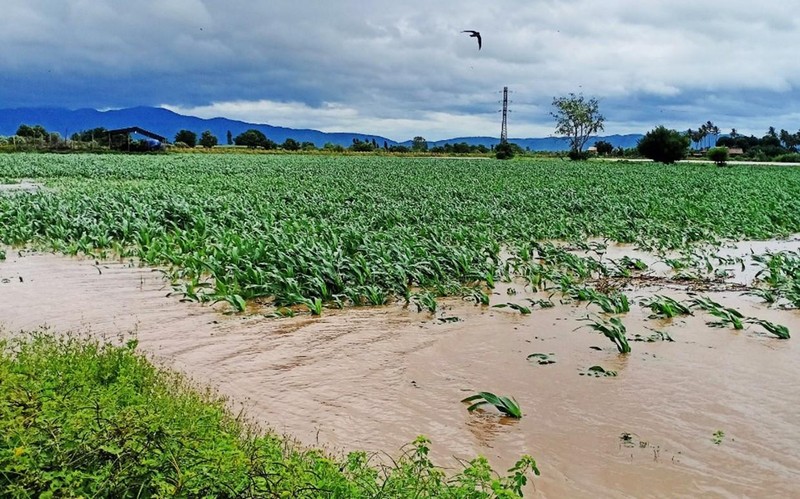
0;333;537;498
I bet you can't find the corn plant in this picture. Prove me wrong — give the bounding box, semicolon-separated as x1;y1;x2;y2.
411;291;437;313
492;302;531;314
745;318;790;339
640;295;693;318
580;365;618;377
578;315;631;354
462;286;490;305
461;392;522;418
689;296;744;329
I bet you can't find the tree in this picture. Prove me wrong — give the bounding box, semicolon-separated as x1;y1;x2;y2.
637;126;690;164
594;140;614;156
349;138;375;152
174;130;197;148
495;141;514;160
234;129;269;148
779;129;800;151
281;138;300;151
226;130;233;145
411;136;428;152
551;93;605;158
72;127;108;143
199;130;218;148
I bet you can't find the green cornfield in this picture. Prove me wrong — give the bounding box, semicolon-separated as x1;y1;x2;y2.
1;153;799;309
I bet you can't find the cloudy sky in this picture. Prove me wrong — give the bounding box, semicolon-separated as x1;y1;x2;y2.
2;1;799;141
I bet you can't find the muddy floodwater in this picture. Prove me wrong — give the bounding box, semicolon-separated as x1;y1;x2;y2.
1;244;800;498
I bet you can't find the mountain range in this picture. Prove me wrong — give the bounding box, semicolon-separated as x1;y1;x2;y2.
0;106;643;151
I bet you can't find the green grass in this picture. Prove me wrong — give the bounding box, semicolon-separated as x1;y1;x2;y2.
0;333;538;498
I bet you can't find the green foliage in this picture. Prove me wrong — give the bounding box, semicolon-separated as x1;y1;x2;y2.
640;295;693;318
689;296;745;329
199;130;218;148
234;129;271;149
774;152;800;163
411;290;438;313
578;315;631;354
492;302;531;314
567;150;591;161
461;392;523;418
495;141;514;160
745;318;790;339
0;334;538;497
281;138;300;151
174;129;197;148
637;126;691;164
551;93;605;154
594;140;614;155
411;136;428;152
15;124;48;139
580;365;618;377
707;146;729;167
2;154;800;313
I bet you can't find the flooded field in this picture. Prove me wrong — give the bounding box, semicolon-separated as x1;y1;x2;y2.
1;242;799;498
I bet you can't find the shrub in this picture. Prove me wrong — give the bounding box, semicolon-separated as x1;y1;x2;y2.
638;126;690;164
568;150;591;161
495;141;515;160
774;153;800;163
707;146;729;167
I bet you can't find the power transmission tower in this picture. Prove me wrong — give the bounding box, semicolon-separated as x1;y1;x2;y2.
500;86;509;143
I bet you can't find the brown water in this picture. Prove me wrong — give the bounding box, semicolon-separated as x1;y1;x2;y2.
1;246;799;498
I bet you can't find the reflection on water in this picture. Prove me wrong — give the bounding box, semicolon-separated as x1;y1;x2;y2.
1;245;799;498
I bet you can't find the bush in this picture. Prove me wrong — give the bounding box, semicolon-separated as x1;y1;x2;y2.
774;153;800;163
568;150;591;161
637;126;690;164
495;141;514;160
707;146;729;167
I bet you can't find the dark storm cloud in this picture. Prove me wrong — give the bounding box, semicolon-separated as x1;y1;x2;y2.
2;0;798;140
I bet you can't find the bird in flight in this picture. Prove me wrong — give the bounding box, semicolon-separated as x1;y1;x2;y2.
462;30;481;50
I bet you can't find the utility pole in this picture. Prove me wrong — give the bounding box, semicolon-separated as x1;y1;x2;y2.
500;86;509;144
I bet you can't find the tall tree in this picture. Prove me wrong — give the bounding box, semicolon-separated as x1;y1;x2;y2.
199;130;218;148
593;140;614;156
226;130;233;145
234;129;268;148
411;136;428;152
637;126;690;164
550;93;605;156
174;130;197;148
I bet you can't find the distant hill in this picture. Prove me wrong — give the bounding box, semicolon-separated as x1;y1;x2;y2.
0;107;396;148
0;106;643;150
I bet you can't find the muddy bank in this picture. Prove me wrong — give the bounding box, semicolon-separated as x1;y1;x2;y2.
1;248;799;498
